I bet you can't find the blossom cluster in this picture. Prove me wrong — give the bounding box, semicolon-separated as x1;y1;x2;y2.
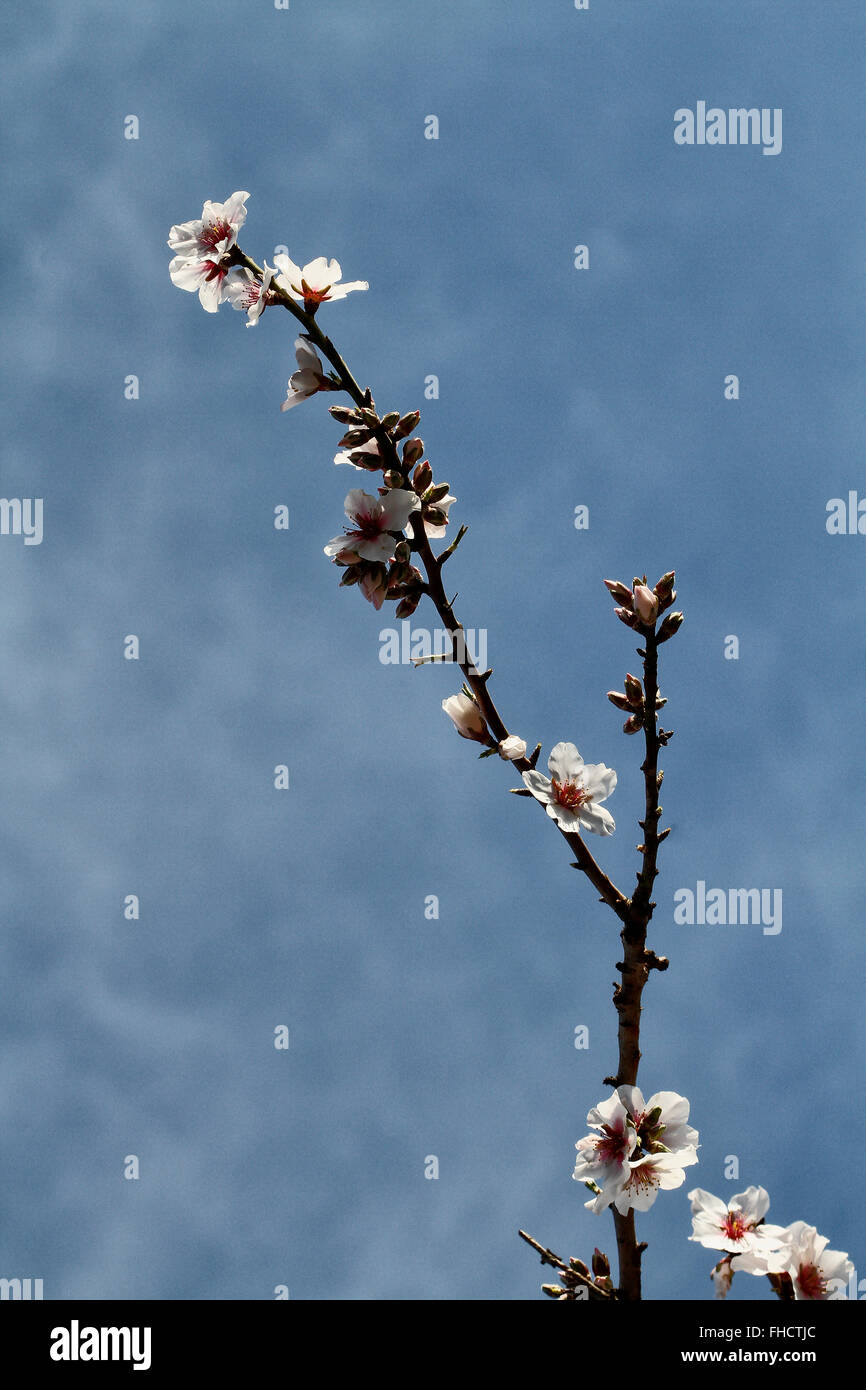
574;1086;699;1215
688;1187;854;1301
168;192;459;616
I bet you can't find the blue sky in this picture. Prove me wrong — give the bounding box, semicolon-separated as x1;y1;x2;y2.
0;0;863;1300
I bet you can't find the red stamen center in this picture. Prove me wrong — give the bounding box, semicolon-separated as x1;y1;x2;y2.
299;277;332;306
796;1263;827;1300
722;1211;749;1243
200;217;232;251
551;777;590;811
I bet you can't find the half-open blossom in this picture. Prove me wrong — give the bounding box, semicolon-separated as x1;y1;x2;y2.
225;262;276;326
522;742;616;835
733;1222;854;1300
334;439;382;471
168;191;250;312
324;488;419;565
688;1187;786;1256
442;693;490;744
273;253;368;312
281;339;331;412
574;1093;636;1214
423;494;457;540
498;736;527;761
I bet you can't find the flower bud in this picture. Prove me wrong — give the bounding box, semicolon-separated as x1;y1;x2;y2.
657;611;684;643
442;692;490;744
591;1249;610;1279
394;410;421;440
412;461;433;495
383;469;404;489
395;593;421;618
394;540;411;564
604;579;633;605
498;735;527;761
633;584;659;625
349;449;383;471
339;565;362;587
615;607;639;628
569;1258;590;1278
607;691;633;712
402;437;425;467
329;405;361;425
380;411;401;431
426;482;451;503
359;408;380;428
623;713;643;734
423;505;447;528
339;427;374;448
654;570;676;605
624;673;644;706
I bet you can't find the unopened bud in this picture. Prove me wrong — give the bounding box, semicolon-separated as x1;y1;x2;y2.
339;567;362;587
607;691;633;712
339;427;373;448
380;411;401;431
395;594;421;618
412;461;433;495
394;410;421;440
383;469;404;488
349;449;383;471
387;561;411;588
623;713;643;734
657;611;684;643
654;570;676;604
633;584;659;625
604;579;633;605
498;735;527;761
423;505;447;528
393;540;411;564
592;1249;610;1279
569;1258;590;1278
426;482;451;503
615;607;639;628
358;408;380;428
402;437;424;467
329;405;360;425
624;673;644;706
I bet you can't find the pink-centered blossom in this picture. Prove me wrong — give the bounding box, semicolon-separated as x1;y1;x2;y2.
273;253;368;312
324;488;419;565
225;262;276;326
732;1221;854;1300
522;742;617;836
576;1087;698;1216
574;1093;637;1214
688;1186;786;1256
168;191;250;313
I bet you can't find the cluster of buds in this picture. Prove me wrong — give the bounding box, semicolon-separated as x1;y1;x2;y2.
604;571;683;642
606;671;669;735
541;1248;615;1301
326;402;460;613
